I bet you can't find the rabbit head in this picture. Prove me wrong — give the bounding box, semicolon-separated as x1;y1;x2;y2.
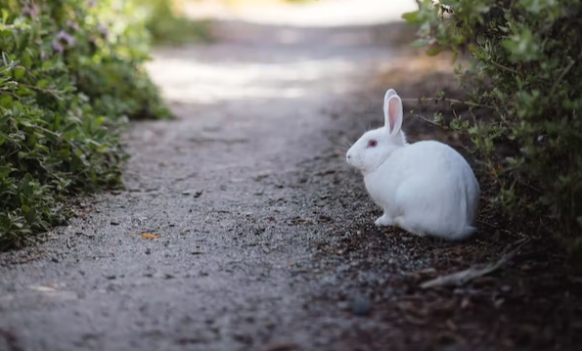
346;89;407;174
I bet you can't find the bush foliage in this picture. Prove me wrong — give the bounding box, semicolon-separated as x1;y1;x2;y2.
0;0;174;249
404;1;582;247
142;0;211;46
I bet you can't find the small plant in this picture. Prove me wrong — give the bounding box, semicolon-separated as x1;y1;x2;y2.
404;0;582;251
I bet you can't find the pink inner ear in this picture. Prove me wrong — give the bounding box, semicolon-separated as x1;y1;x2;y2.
388;97;400;131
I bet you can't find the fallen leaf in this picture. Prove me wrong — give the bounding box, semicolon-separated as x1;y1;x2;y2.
140;233;159;240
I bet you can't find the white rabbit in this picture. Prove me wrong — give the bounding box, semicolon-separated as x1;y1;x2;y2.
345;88;480;240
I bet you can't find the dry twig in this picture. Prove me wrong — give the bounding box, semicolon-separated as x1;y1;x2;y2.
420;239;529;289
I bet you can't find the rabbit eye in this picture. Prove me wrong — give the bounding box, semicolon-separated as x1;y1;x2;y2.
367;140;377;148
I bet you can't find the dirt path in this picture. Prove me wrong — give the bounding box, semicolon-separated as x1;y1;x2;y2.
1;2;581;351
0;4;402;351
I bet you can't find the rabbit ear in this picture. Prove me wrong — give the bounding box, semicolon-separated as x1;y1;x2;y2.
383;89;397;117
385;95;403;136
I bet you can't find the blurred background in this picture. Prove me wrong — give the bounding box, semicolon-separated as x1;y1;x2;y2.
144;0;431;106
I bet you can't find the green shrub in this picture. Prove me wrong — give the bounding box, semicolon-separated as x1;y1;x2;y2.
0;0;171;249
141;0;211;46
404;1;582;247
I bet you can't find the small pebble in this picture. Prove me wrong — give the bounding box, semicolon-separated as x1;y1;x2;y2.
337;301;350;311
351;295;371;317
182;190;204;197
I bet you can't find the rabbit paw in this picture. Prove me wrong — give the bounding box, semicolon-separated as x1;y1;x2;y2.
374;214;394;226
394;216;427;237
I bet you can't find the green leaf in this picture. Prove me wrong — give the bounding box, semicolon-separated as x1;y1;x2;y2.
95;129;108;141
0;95;13;109
25;207;37;224
12;102;22;117
18;120;34;128
1;52;10;65
13;66;25;80
41;61;54;70
21;53;33;68
426;47;442;56
0;113;10;125
402;11;422;25
1;9;8;24
34;144;49;153
0;165;12;177
16;86;34;96
63;122;78;133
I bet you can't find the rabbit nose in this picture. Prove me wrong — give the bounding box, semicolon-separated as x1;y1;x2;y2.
346;149;353;162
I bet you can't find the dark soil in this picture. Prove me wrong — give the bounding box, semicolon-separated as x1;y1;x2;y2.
0;14;581;351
